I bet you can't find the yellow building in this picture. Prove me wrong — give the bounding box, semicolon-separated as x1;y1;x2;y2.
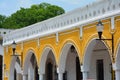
3;0;120;80
0;29;14;80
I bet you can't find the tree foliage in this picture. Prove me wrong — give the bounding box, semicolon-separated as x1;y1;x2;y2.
0;15;6;28
1;3;65;29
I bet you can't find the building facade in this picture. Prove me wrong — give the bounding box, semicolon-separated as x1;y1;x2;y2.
3;0;120;80
0;29;14;80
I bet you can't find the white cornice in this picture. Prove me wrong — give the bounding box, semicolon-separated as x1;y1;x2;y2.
3;0;120;46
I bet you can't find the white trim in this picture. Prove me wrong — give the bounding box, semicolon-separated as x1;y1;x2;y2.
56;32;59;43
80;27;83;39
111;17;115;30
3;0;120;46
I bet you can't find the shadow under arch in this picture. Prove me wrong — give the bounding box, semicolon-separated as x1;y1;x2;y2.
59;41;83;80
83;38;112;70
39;46;57;74
23;49;38;74
59;41;81;73
83;38;112;80
83;38;97;71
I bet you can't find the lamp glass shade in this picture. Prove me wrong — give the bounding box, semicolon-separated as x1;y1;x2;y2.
96;21;104;32
12;41;16;49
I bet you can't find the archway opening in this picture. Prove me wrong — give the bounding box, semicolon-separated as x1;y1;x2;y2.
44;50;57;80
83;40;112;80
76;57;82;80
9;57;21;80
14;69;17;80
23;52;39;80
40;48;57;80
60;44;82;80
46;62;53;80
35;65;39;80
116;44;120;80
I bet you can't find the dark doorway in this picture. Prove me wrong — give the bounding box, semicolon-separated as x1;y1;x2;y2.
46;62;53;80
76;57;83;80
30;54;39;80
0;55;2;80
14;69;17;80
35;65;39;80
96;59;104;80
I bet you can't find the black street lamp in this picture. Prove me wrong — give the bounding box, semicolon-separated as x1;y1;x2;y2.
96;20;104;39
11;41;23;67
96;20;114;62
12;41;16;55
96;20;115;80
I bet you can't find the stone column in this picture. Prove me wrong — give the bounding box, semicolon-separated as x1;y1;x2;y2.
81;65;88;80
82;71;88;80
39;74;44;80
115;69;120;80
57;67;63;80
58;73;63;80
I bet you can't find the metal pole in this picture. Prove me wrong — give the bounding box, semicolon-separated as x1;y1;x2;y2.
112;34;114;62
112;34;115;80
21;52;23;68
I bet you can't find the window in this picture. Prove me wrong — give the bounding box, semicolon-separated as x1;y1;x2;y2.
3;32;6;34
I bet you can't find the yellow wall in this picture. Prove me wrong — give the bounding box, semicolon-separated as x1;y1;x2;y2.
4;16;120;80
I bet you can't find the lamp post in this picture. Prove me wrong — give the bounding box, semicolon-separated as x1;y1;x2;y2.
12;41;16;55
96;20;104;39
96;20;115;80
11;41;23;67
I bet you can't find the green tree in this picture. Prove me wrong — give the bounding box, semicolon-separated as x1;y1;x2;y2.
0;15;6;28
2;2;65;29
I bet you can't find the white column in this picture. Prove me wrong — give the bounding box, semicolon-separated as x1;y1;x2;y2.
58;73;63;80
115;69;120;80
81;65;88;80
23;74;28;80
57;67;63;80
82;71;88;80
39;74;44;80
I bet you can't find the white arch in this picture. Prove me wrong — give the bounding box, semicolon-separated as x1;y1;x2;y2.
83;39;96;71
39;47;56;74
15;62;21;73
9;57;21;80
0;45;3;55
83;38;112;80
23;50;37;74
83;38;112;71
59;43;80;73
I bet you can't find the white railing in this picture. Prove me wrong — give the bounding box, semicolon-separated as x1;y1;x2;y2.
3;0;120;46
0;29;14;37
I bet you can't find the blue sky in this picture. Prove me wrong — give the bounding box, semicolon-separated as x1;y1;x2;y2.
0;0;97;16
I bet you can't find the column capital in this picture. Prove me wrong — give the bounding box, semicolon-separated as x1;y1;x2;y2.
112;63;116;70
57;67;59;73
22;73;28;76
113;63;120;71
57;67;64;74
81;65;89;72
